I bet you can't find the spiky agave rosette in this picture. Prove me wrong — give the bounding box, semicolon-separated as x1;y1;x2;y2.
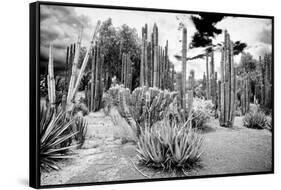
136;118;203;172
40;106;80;172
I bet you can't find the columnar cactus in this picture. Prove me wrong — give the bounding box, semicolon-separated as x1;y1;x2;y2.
205;52;210;99
47;43;56;107
69;20;101;108
164;41;169;89
90;46;97;111
64;46;70;94
264;54;272;108
181;27;187;111
241;74;250;115
153;23;159;88
171;64;175;91
67;29;82;105
187;71;194;116
210;51;215;103
219;30;236;127
140;23;170;90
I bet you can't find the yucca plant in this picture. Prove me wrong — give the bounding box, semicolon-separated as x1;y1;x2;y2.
243;110;269;129
136;118;203;172
40;106;79;172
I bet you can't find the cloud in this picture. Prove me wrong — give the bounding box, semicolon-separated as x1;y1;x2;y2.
39;5;272;81
258;27;272;44
40;5;93;71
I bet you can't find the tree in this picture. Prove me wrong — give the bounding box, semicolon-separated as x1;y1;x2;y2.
117;24;141;89
98;18;120;89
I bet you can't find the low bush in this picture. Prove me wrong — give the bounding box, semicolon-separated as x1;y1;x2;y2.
102;92;113;116
191;109;210;129
136;118;203;172
192;98;214;117
190;98;213;129
243;110;269;129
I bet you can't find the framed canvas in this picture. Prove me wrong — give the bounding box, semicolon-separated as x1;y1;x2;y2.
29;1;274;188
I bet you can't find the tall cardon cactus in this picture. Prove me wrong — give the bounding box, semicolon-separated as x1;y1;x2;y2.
219;30;236;127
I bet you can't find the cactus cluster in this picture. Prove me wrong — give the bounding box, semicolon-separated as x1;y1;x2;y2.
257;54;272;110
139;23;173;90
88;43;104;112
111;86;177;136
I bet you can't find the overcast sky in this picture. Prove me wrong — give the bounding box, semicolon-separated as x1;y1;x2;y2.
40;5;272;79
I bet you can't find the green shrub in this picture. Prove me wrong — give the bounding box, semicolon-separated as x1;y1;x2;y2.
243;110;269;129
136;118;203;172
40;106;78;172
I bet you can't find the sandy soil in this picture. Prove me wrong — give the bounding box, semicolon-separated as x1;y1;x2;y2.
41;113;272;186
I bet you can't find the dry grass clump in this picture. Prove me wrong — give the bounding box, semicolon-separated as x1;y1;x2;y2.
243;110;270;130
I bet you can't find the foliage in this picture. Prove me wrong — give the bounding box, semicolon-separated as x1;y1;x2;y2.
243;110;270;130
193;98;214;117
40;74;48;97
238;52;257;74
78;71;91;91
40;106;78;171
102;84;126;115
189;98;213;129
194;83;206;99
191;109;210;129
102;92;112;116
97;18;141;90
108;84;123;106
267;116;272;131
73;116;88;148
72;103;89;116
136;118;203;172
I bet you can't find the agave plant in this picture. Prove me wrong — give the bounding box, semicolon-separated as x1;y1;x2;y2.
136;118;203;172
40;105;79;171
243;110;269;129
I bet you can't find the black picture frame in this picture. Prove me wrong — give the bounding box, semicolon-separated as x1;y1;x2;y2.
30;1;274;189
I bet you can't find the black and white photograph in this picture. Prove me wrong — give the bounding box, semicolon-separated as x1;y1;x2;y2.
34;2;273;187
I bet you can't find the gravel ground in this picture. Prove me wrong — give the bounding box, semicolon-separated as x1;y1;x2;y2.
41;115;272;186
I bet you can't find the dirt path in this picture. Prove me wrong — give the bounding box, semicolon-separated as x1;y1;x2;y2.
41;113;272;186
190;117;272;176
